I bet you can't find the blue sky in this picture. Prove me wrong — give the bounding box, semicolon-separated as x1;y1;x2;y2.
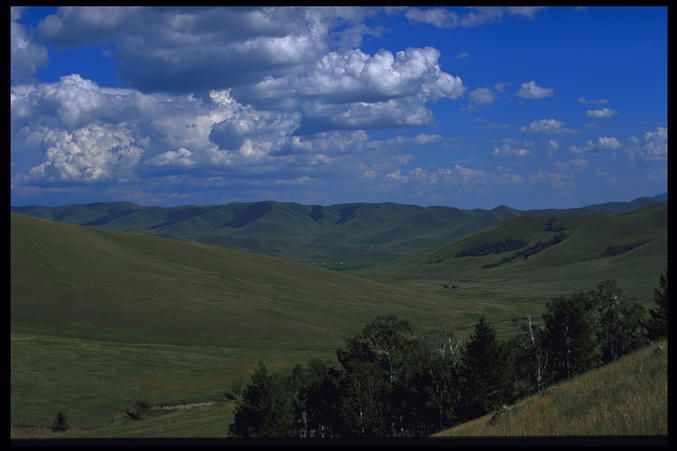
10;6;667;209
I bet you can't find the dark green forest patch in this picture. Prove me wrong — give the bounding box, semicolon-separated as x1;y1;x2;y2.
599;241;649;258
454;238;528;258
482;233;569;269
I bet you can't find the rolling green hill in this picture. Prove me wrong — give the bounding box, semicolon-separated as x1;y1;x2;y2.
11;195;666;265
10;212;481;435
353;203;667;314
10;198;667;437
11;212;479;349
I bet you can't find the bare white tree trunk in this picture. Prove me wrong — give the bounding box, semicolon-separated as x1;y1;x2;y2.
565;322;571;379
521;314;548;391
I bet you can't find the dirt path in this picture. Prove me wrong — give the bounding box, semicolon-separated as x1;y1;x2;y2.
149;400;218;411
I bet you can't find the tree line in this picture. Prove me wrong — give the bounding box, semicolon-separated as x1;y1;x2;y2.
481;233;569;269
599;240;649;258
454;237;528;258
228;272;667;438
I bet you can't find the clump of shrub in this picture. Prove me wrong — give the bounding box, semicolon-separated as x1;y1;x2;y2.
544;216;566;232
51;411;69;432
126;400;150;420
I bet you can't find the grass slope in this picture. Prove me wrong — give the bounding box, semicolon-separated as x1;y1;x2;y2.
10;203;667;437
11;212;475;347
353;203;667;312
11;196;665;265
433;339;667;437
11;212;477;435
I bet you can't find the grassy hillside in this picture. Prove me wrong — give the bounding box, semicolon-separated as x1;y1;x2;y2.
11;212;480;347
11;195;665;265
353;203;667;318
10;212;481;435
433;339;667;437
10;203;667;437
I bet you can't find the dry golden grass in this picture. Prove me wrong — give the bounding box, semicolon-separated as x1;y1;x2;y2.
433;339;667;437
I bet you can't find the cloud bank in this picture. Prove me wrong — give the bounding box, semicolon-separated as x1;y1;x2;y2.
10;6;667;208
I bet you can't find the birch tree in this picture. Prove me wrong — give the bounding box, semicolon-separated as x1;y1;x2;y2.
542;293;599;382
646;271;668;341
591;280;646;364
518;314;548;392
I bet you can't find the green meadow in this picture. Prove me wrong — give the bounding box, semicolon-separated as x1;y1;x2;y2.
10;201;667;438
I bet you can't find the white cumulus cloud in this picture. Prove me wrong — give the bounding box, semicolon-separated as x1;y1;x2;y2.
626;127;667;161
597;136;621;150
520;118;574;135
578;97;608;104
586;108;618;118
468;87;497;105
28;8;467;136
11;7;49;82
405;7;459;28
515;81;554;99
385;164;523;187
256;46;465;107
493;143;531;157
10;75;313;185
147;148;196;168
569;135;622;154
643;127;667;159
24;124;144;183
35;7;371;94
403;6;546;29
237;46;465;131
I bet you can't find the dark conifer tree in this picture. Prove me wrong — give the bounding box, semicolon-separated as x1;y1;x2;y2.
457;317;514;422
303;359;342;438
646;271;668;341
229;361;295;438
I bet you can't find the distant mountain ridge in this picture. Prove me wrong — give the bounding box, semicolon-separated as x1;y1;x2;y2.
11;194;667;264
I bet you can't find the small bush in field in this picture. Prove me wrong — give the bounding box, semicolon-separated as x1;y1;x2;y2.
51;411;69;432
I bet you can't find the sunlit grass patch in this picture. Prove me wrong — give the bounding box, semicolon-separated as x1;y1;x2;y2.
433;339;667;437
